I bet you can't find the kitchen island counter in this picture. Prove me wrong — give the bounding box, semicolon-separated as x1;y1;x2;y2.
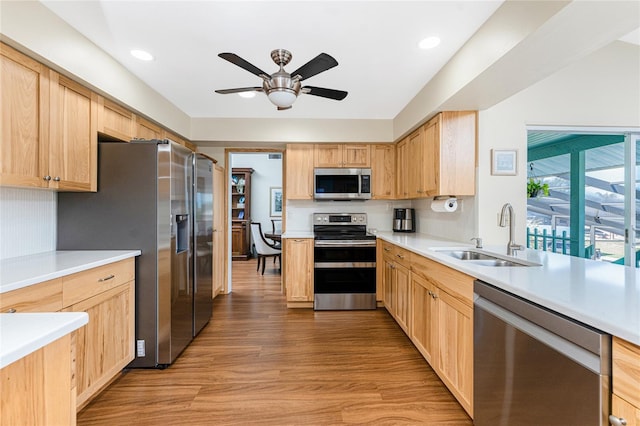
377;232;640;345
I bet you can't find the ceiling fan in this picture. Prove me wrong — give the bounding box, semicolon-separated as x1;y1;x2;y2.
215;49;348;110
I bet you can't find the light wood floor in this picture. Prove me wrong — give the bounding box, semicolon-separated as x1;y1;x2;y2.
77;259;472;425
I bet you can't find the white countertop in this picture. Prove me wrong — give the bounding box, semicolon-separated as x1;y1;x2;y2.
281;231;315;239
0;250;141;294
0;312;89;368
377;232;640;345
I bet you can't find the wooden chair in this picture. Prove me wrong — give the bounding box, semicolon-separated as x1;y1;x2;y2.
250;222;281;275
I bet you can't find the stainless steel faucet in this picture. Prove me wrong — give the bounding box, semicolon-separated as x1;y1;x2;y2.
499;203;524;256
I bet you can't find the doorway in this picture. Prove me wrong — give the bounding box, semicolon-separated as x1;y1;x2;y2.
226;149;284;292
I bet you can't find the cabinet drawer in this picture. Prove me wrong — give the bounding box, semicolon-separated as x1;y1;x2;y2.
0;278;63;313
381;241;411;268
410;253;473;305
613;337;640;409
63;258;134;307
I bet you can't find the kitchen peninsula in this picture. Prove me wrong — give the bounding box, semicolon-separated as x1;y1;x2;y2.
0;249;141;417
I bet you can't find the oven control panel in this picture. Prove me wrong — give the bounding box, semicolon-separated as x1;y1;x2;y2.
313;213;367;225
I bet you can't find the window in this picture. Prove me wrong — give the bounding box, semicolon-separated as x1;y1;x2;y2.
527;131;639;267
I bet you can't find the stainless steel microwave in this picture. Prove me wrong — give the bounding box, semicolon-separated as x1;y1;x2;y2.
313;168;372;200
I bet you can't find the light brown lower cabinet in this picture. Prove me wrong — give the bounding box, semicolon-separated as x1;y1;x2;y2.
380;240;474;417
1;258;135;413
611;337;640;426
62;281;134;409
0;333;76;426
284;238;314;307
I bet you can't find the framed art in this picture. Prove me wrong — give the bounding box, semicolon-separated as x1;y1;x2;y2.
491;149;517;176
270;187;282;217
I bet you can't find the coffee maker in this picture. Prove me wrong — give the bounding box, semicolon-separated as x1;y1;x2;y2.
393;208;415;232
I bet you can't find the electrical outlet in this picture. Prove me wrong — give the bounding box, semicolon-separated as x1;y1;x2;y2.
136;340;146;357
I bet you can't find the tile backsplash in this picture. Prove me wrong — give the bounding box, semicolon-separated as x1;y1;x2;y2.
0;187;56;260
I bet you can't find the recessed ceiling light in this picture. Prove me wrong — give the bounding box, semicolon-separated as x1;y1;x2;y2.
238;92;256;99
130;49;154;61
419;36;441;50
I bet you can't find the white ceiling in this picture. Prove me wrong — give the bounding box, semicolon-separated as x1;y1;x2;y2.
40;0;507;120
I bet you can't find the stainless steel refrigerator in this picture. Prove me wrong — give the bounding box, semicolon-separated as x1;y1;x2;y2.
57;139;213;368
192;154;213;336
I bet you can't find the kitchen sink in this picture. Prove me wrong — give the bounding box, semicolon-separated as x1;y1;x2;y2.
433;249;541;267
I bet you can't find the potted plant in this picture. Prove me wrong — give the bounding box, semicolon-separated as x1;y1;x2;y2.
527;178;549;198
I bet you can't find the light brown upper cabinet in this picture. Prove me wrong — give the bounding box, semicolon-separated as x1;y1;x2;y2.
97;96;135;142
424;111;477;197
1;43;51;189
0;43;97;191
135;116;164;140
314;144;371;168
49;71;98;191
395;111;477;199
395;137;409;199
285;144;314;199
371;144;395;199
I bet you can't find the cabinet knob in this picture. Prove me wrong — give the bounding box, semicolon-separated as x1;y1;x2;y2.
396;254;404;259
609;415;627;426
53;176;61;182
43;175;52;181
432;293;438;299
98;274;115;282
384;248;391;252
6;308;16;313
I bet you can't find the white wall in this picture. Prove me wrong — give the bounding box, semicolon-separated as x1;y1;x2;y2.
0;188;56;260
477;41;640;246
231;153;283;241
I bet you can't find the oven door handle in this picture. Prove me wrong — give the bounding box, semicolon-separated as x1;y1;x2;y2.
314;241;377;247
314;262;376;268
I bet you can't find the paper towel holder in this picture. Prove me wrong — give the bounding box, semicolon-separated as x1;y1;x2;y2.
431;196;459;213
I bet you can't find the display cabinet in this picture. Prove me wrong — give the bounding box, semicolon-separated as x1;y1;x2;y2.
231;168;253;260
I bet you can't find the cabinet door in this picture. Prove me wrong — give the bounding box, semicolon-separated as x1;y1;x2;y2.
437;111;476;196
96;96;134;142
63;282;134;409
436;288;473;415
613;337;640;409
0;43;50;188
396;138;409;199
49;71;98;191
284;238;313;302
382;256;395;315
612;394;640;426
285;144;314;199
422;117;439;196
407;127;425;198
371;144;395;199
394;262;411;334
212;164;226;296
231;222;244;256
343;144;370;167
411;274;436;364
135;116;163;140
314;144;342;167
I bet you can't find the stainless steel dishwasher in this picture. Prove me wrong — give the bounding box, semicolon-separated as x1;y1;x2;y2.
473;280;611;426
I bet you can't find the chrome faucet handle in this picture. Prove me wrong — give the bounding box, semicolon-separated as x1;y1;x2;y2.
470;237;483;249
508;243;525;255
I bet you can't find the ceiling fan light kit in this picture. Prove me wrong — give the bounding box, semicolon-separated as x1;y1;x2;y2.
215;49;348;110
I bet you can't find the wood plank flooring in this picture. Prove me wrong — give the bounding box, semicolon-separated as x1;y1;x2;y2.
77;260;472;425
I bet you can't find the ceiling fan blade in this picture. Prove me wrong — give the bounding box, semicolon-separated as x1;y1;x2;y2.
302;86;348;101
291;53;338;81
214;87;263;94
218;53;269;78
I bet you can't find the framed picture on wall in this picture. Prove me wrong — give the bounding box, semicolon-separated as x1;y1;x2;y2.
270;187;282;217
491;149;518;176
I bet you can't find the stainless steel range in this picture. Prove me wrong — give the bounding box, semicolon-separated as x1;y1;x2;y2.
313;213;377;310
